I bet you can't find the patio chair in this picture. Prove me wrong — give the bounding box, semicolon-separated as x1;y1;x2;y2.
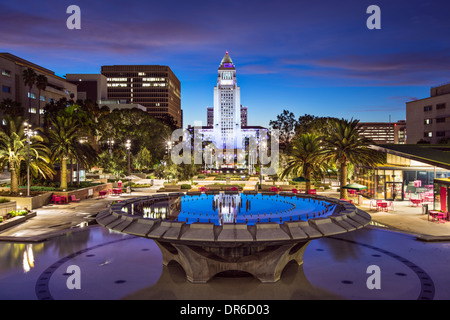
70;195;81;203
386;201;394;212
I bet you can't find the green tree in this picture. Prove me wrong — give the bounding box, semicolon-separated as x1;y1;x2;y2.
323;118;385;200
0;116;54;194
47;116;97;190
281;133;328;193
22;68;37;121
269;109;297;149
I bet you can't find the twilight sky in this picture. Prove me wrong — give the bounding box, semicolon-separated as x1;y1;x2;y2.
1;0;450;128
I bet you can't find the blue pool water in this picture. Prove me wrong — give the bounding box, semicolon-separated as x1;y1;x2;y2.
139;193;336;225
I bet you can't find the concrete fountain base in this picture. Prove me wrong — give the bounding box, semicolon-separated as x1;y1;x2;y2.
155;240;311;283
96;193;371;284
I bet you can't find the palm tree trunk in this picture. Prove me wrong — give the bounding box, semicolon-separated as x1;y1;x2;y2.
10;167;19;194
339;162;348;200
305;166;311;193
61;157;68;190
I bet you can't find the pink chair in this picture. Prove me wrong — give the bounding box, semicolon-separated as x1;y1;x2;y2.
308;189;317;195
70;195;81;202
292;188;298;194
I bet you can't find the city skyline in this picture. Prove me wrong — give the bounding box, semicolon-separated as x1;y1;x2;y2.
1;0;450;128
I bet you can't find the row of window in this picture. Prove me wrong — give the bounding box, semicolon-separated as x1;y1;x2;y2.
424;131;447;138
424;103;446;111
424;117;446;124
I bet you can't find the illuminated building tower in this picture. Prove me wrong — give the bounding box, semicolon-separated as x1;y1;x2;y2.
213;52;242;150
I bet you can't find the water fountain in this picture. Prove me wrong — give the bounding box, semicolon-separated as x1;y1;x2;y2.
96;192;371;283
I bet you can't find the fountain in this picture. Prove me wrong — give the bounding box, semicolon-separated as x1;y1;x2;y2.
96;192;371;283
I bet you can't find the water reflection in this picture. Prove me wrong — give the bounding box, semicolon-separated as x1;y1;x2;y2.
131;193;335;226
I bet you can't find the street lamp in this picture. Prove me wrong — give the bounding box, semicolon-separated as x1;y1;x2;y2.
23;121;37;197
106;138;115;156
125;139;131;175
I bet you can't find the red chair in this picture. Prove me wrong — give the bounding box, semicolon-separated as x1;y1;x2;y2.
51;195;61;204
230;187;238;191
70;195;81;202
308;189;317;195
292;188;298;194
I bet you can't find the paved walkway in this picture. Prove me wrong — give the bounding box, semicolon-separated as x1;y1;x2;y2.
0;182;449;242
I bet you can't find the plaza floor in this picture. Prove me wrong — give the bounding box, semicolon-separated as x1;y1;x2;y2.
0;183;449;300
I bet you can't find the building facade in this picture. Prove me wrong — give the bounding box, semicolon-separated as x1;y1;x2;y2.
197;52;268;169
0;53;77;126
66;74;108;103
358;120;406;144
406;83;450;144
101;65;182;127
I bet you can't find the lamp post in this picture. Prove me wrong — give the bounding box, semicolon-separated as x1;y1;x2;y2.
78;137;87;186
106;138;114;156
23;121;37;197
125;139;131;175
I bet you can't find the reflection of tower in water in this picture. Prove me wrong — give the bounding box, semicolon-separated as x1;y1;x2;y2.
213;194;243;225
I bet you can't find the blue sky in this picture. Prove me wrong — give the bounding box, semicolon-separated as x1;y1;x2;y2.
1;0;449;128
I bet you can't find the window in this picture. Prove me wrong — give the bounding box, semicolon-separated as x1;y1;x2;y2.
436;117;446;123
437;103;446;110
2;85;11;93
424;106;432;112
40;95;46;102
424;131;433;138
28;92;36;99
1;69;11;77
436;131;446;137
424;119;432;125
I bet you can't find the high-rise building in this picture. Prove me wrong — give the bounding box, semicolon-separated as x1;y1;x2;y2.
101;65;182;127
357;120;406;144
406;83;450;144
0;52;77;125
197;52;267;169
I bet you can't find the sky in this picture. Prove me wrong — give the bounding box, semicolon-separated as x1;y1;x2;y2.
1;0;450;128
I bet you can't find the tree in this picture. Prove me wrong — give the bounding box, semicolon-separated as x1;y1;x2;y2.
269;110;297;149
35;74;48;127
0;98;24;118
47;116;97;190
281;133;328;193
22;68;37;121
0;116;54;194
323;118;385;200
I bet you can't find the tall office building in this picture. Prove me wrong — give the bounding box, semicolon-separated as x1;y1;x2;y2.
0;53;77;125
357;121;406;144
101;65;182;127
198;52;267;169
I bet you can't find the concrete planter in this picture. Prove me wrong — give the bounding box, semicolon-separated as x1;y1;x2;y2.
0;201;17;218
0;211;36;232
52;183;113;202
0;193;52;211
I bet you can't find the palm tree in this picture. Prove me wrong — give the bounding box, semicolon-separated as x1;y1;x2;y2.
281;133;328;193
35;74;48;127
0;116;54;194
47;116;97;190
323;118;385;200
0;98;24;118
22;68;37;121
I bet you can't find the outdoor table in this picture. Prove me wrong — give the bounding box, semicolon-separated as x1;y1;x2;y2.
308;189;317;195
410;198;422;207
112;188;122;195
376;201;388;212
51;195;61;204
59;196;67;204
99;190;108;198
429;210;447;223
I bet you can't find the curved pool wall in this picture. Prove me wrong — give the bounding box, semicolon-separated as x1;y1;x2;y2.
96;191;371;283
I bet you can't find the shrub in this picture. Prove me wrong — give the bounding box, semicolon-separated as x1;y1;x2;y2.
197;174;205;179
0;198;10;204
0;216;3;223
180;184;191;189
